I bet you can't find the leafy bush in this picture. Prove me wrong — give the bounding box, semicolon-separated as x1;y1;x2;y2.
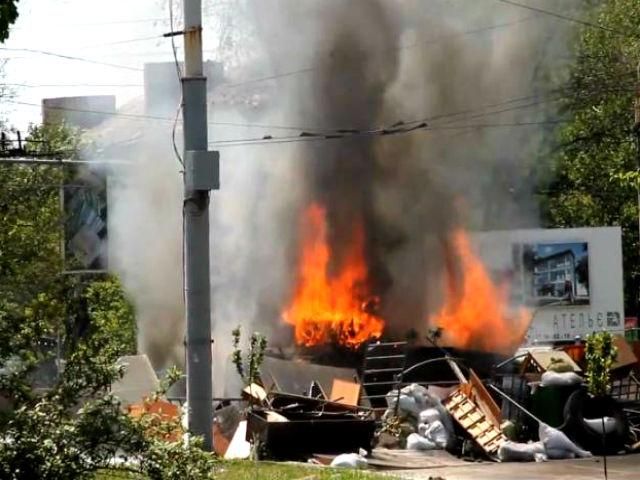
231;327;267;386
585;331;618;397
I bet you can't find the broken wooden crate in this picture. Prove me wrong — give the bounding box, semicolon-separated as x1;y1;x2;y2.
443;375;506;459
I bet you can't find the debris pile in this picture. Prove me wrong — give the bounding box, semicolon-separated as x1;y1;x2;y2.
243;383;376;461
380;383;453;451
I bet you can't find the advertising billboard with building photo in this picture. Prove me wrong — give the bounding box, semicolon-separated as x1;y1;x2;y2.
472;227;623;345
63;167;108;271
520;242;590;306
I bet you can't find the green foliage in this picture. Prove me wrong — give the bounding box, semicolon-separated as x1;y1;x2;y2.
585;331;618;397
0;313;216;479
231;327;267;386
0;0;18;42
138;435;216;480
543;0;640;312
0;306;147;480
85;277;137;357
0;122;219;479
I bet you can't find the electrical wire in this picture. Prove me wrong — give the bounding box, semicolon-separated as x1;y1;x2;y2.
206;119;566;148
75;34;165;49
8;75;631;147
169;0;184;168
1;82;142;88
0;47;143;71
4;93;567;149
493;0;635;38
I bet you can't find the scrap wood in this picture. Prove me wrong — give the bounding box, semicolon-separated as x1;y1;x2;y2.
265;410;289;422
330;378;361;406
466;369;501;428
446;358;467;384
213;423;231;457
243;383;269;405
269;391;371;415
443;387;506;458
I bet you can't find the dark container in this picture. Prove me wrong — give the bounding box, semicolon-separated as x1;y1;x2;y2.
246;410;376;460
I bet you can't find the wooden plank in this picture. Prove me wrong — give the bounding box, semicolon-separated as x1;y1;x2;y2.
329;378;361;406
468;369;501;428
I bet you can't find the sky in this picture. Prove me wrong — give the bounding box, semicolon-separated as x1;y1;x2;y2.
1;0;182;131
535;242;588;261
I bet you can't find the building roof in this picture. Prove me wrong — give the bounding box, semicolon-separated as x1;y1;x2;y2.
110;354;159;407
534;249;575;265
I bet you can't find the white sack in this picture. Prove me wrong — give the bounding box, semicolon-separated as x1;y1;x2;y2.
406;433;437;451
540;371;582;387
498;441;546;462
539;423;592;458
330;453;368;469
418;408;441;425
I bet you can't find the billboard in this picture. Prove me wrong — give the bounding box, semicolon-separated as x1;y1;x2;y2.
512;242;590;307
472;227;623;344
63;168;108;271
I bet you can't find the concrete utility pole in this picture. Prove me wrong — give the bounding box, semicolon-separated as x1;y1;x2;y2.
182;0;219;451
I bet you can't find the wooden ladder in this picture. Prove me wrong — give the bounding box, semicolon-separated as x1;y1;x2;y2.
443;387;506;458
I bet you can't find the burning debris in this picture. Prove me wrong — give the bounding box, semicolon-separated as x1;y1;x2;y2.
283;203;385;349
432;230;531;354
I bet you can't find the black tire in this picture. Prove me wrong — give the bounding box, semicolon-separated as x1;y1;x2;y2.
561;388;629;455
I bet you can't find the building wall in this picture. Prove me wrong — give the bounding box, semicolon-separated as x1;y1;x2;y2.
42;95;116;130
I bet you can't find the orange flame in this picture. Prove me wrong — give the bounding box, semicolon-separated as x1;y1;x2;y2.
283;203;385;348
432;229;530;354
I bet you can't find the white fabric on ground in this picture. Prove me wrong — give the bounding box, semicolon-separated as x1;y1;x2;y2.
330;452;368;468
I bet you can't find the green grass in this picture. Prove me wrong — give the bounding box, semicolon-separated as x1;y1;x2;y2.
213;460;391;479
97;461;393;479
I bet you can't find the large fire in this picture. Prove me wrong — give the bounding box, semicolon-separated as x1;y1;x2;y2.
432;230;530;354
283;203;385;348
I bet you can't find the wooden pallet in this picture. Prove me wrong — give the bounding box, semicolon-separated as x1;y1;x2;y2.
443;387;506;458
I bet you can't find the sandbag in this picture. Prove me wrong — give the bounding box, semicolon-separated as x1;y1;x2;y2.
540;371;582;387
406;433;437;451
418;408;441;425
539;423;592;458
330;453;368;468
386;384;440;417
418;420;448;448
498;441;546;462
544;448;576;460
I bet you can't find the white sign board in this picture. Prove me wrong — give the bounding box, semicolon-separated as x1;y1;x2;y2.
471;227;624;344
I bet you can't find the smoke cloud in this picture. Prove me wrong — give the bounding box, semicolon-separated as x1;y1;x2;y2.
99;0;578;389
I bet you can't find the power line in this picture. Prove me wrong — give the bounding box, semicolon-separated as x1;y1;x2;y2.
493;0;634;38
5;89;565;141
75;34;165;49
0;47;143;71
2;83;142;88
206;120;566;148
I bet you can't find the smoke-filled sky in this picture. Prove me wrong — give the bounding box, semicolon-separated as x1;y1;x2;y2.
4;0;585;391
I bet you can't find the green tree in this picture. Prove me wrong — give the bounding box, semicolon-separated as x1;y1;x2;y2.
85;277;137;357
543;0;640;314
0;124;70;321
0;0;19;42
1;122;136;357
